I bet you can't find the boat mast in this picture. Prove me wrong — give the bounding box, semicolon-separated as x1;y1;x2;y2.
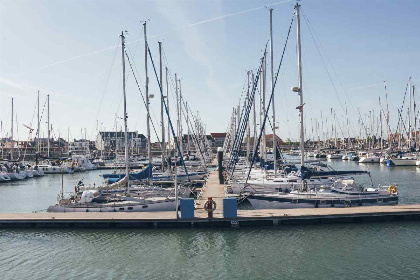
409;77;412;149
159;41;165;171
186;101;191;155
175;73;179;151
252;71;257;151
295;2;304;167
384;81;389;148
262;53;267;161
120;31;130;191
414;85;417;149
179;79;183;156
47;94;50;157
269;8;277;175
246;71;250;166
11;98;13;160
380;98;383;150
144;22;152;171
166;67;171;168
37;91;40;154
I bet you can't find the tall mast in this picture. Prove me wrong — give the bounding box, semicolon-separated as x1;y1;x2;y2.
252;71;257;151
409;77;412;149
11;98;14;160
262;54;267;161
1;121;3;158
269;8;277;174
120;31;129;191
159;41;165;171
186;101;191;154
179;79;183;155
37;91;40;153
379;97;383;150
295;2;304;167
166;67;171;166
144;22;152;169
414;85;417;149
47;94;50;157
67;127;70;154
384;81;390;148
246;71;250;165
175;73;179;151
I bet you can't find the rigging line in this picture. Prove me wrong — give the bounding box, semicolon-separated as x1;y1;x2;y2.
89;37;120;140
147;45;190;180
302;11;359;135
245;13;294;184
301;12;357;138
389;78;411;147
126;45;162;141
124;48;163;146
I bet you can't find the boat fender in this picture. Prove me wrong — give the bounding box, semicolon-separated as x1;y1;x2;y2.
303;180;308;191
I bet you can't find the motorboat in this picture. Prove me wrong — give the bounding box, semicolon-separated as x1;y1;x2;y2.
359;153;380;163
387;156;418;166
38;164;74;174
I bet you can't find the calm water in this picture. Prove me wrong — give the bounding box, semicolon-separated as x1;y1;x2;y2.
1;223;420;279
1;160;420;279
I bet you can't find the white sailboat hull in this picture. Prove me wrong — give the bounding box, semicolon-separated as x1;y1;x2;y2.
47;200;177;212
389;158;417;166
8;172;26;180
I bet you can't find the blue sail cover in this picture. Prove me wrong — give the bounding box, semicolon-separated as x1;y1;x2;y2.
102;164;152;183
301;166;368;180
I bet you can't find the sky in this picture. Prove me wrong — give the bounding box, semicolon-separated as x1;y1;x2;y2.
0;0;419;143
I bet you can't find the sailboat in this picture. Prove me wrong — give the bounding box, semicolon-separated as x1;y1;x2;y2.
237;3;398;209
48;29;192;212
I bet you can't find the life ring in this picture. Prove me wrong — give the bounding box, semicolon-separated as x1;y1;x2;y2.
388;185;397;194
204;200;217;212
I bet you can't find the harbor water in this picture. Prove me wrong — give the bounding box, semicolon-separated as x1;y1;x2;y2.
1;160;420;279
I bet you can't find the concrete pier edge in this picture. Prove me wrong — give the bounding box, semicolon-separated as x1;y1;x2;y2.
1;206;420;229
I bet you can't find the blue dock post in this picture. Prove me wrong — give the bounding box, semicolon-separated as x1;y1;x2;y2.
223;198;237;218
180;198;195;219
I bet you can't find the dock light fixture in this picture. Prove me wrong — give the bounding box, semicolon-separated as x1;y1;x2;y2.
291;86;300;92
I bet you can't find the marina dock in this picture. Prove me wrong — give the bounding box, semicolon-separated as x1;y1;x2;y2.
1;204;420;229
195;170;225;218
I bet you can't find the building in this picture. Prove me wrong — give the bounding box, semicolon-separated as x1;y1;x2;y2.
69;139;96;155
265;134;282;148
96;131;146;152
210;133;227;147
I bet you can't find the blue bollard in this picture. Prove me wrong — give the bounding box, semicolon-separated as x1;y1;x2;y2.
180;198;195;219
223;198;237;218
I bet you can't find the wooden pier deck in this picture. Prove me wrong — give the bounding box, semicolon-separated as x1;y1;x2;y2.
1;204;420;229
195;171;225;218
